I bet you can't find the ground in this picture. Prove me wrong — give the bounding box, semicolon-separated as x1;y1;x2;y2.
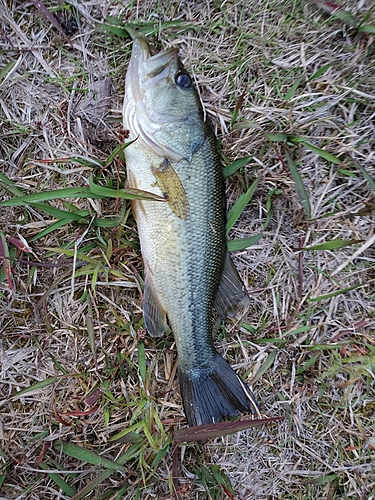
0;0;374;499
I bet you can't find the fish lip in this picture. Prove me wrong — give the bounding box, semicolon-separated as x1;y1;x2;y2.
132;37;179;79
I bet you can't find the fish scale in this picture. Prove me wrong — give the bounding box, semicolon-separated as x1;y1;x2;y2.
123;36;259;426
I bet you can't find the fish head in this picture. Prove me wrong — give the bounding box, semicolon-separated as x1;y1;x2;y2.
124;37;206;162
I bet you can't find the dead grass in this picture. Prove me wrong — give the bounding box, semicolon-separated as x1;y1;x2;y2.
1;0;375;498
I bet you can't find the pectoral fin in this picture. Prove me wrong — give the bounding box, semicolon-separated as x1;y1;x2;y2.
143;274;168;337
214;252;250;319
152;158;190;220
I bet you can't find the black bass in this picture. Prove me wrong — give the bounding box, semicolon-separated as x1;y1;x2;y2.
123;37;259;426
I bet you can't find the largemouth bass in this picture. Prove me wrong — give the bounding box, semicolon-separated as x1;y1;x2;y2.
123;37;259;426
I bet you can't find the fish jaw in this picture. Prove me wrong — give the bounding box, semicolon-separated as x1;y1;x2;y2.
125;37;179;102
123;37;205;162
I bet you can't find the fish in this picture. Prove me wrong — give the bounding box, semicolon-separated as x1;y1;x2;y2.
123;37;259;427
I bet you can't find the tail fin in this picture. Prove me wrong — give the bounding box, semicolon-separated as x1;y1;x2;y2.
179;353;259;427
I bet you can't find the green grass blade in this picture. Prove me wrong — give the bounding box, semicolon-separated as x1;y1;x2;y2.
0;172;28;197
222;156;252;178
353;161;375;191
297;140;341;164
284;148;311;218
299;239;361;251
151;443;170;469
296;352;321;374
55;442;126;472
30;219;75;242
226;177;260;234
43;247;99;264
0;60;16;82
309;283;364;302
93;216;125;228
0;187;106;205
71;444;140;500
86;295;97;366
266;133;288;142
137;342;146;384
29;203;89;221
11;376;64;398
358;25;375;33
89;175;165;201
307;63;332;82
109;421;146;442
39;463;77;496
332;9;359;28
227;232;263;251
284;75;303;101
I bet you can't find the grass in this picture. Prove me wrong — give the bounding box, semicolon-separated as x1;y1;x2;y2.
1;0;375;498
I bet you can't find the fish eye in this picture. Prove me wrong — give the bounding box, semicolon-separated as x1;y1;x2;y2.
175;72;192;89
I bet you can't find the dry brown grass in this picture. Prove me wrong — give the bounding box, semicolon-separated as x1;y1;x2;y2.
1;0;375;498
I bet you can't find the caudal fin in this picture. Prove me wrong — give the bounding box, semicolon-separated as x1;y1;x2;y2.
178;353;259;427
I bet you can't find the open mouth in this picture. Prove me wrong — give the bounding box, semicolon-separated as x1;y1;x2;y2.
132;37;179;79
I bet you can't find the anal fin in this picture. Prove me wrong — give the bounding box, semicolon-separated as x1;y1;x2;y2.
143;274;168;337
214;252;250;319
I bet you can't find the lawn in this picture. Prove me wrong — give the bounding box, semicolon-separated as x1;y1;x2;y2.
1;0;374;498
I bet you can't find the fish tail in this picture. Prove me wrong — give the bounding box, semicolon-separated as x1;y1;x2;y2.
178;353;259;427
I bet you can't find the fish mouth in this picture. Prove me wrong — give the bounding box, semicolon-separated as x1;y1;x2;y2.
130;37;179;82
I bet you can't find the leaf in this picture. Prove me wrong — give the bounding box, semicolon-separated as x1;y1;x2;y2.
232;120;261;131
310;473;338;485
352;162;375;191
173;416;283;443
39;463;77;496
1;183;165;207
296;140;341;164
86;295;97;366
309;283;364;302
296;352;321;374
30;219;75;242
298;239;362;251
88;175;166;201
284;148;311;218
70;444;139;500
226;177;260;233
332;9;359;28
227;232;263;252
358;25;375;34
0;187;105;205
54;442;126;472
284;76;304;101
151;444;170;469
11;376;65;398
222;156;253;178
266;133;289;142
0;60;16;82
311;0;358;28
307;63;332;81
138;342;146;384
28;202;89;221
109;420;146;442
